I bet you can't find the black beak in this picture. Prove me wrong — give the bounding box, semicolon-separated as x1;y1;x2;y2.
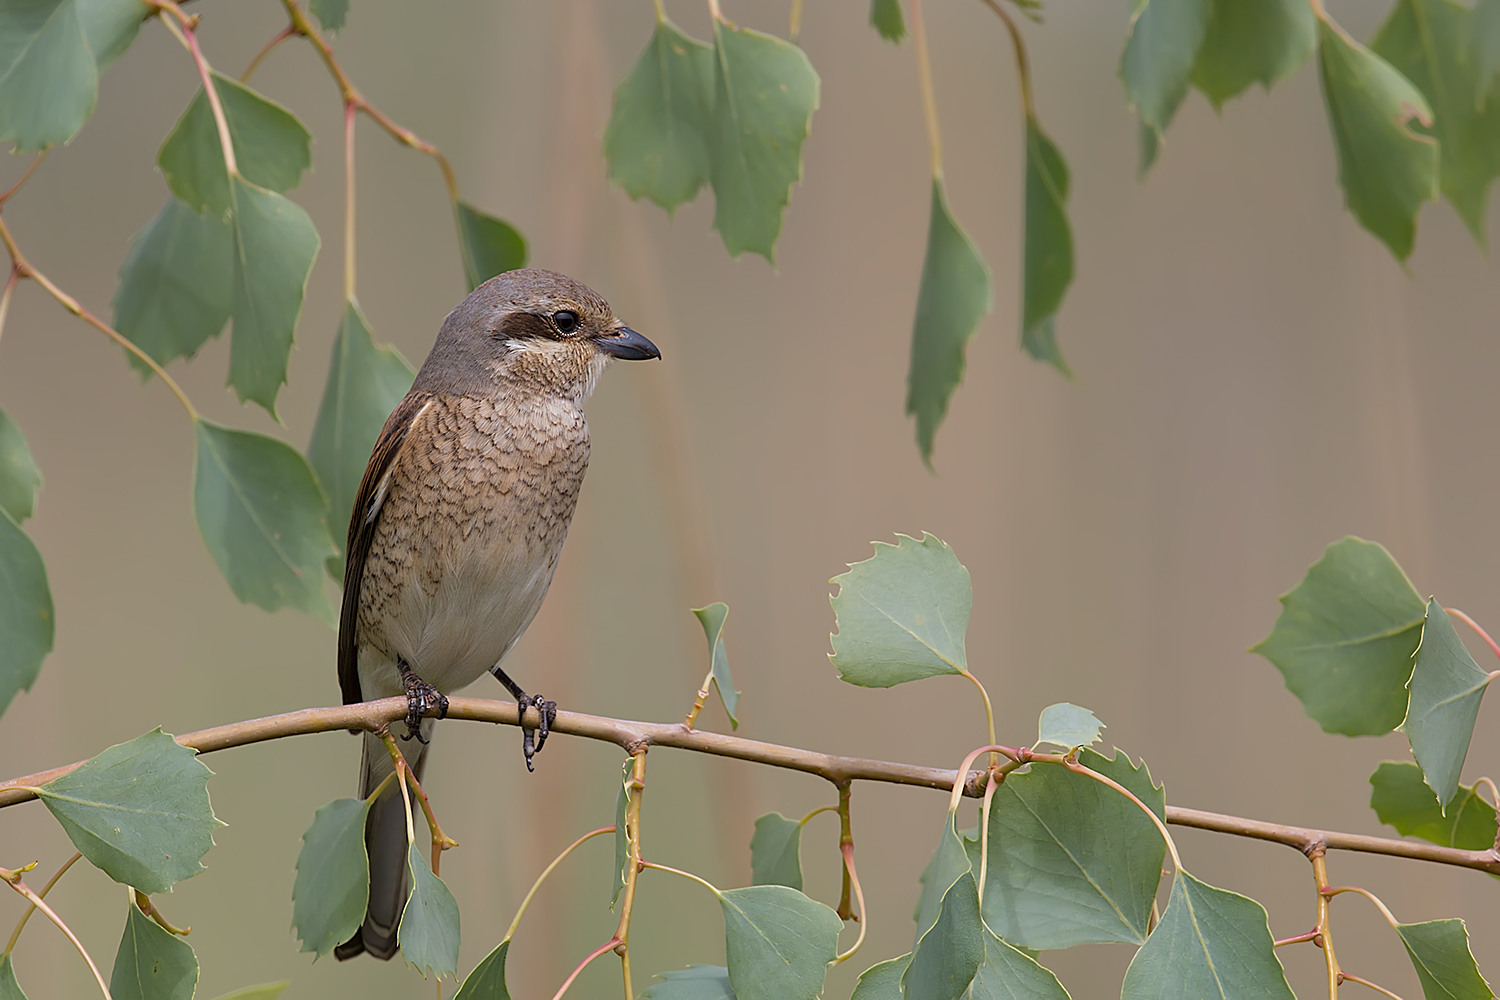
597;326;661;361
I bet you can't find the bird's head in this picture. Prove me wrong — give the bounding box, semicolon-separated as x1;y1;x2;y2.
414;268;660;404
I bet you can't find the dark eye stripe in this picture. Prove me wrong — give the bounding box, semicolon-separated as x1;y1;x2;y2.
497;312;565;341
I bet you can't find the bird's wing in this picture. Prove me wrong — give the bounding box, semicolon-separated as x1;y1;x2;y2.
338;391;435;705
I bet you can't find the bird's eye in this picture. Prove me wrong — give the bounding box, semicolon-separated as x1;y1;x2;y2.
552;310;580;334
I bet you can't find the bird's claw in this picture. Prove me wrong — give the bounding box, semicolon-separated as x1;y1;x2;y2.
399;662;448;743
519;694;557;772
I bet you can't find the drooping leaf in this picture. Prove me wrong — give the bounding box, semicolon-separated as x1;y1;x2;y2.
905;179;992;465
292;796;373;956
1252;536;1426;736
1475;0;1500;107
1396;919;1496;1000
982;748;1165;949
0;408;40;523
968;927;1071;1000
36;728;219;893
850;955;908;1000
830;532;971;687
1372;0;1500;246
903;871;983;1000
1316;19;1439;260
399;843;460;979
0;508;51;717
613;756;632;907
192;419;337;623
1036;703;1104;749
307;301;415;578
110;901;199;1000
1401;601;1491;807
749;812;802;889
453;939;512;1000
641;966;736;1000
1121;0;1212;146
309;0;348;33
604;18;714;213
1190;0;1316;107
913;811;973;942
204;985;289;1000
1370;761;1497;850
1120;871;1295;999
719;886;841;1000
707;20;820;261
455;201;526;293
1021;116;1073;375
691;602;739;728
0;954;26;1000
113;198;233;375
870;0;905;43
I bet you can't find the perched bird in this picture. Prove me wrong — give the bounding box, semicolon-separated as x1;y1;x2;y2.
333;269;659;961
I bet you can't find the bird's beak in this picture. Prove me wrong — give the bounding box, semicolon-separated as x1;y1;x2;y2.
596;326;661;361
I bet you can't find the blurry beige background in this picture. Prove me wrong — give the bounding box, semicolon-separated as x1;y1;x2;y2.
2;0;1497;997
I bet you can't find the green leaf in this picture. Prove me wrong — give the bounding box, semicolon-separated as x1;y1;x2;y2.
77;0;145;71
903;871;983;1000
982;748;1165;949
1372;0;1500;246
707;21;820;261
205;985;290;1000
718;885;841;1000
641;966;736;1000
0;508;51;717
1121;0;1212;141
1190;0;1316;107
227;177;320;415
850;955;908;1000
36;728;218;893
1475;0;1500;107
749;812;802;890
113;198;233;375
158;72;313;218
111;902;198;1000
0;407;41;523
1397;919;1496;1000
1316;19;1439;260
1036;702;1103;749
292;796;373;956
692;602;739;728
399;843;461;979
1252;536;1426;736
1401;601;1491;807
830;532;971;688
454;939;512;1000
613;756;631;907
604;19;714;213
455;201;526;293
1021;116;1073;376
1121;871;1295;1000
1370;761;1496;850
309;0;348;33
913;812;972;942
0;954;27;1000
307;301;415;579
905;179;993;465
870;0;905;42
968;927;1070;1000
192;419;337;623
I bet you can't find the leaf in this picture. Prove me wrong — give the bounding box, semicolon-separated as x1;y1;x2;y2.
1476;0;1500;107
718;885;841;1000
905;180;992;466
1252;536;1426;736
1121;0;1212;142
913;812;973;942
604;18;715;213
1316;19;1438;260
0;954;27;1000
613;756;631;907
1190;0;1316;107
707;20;820;261
850;955;908;1000
1400;601;1491;807
749;812;802;890
0;508;51;717
870;0;905;43
292;796;373;956
227;177;320;415
1370;761;1496;850
968;927;1070;1000
902;871;983;1000
158;72;313;218
78;0;145;71
641;966;736;1000
112;198;233;375
454;939;512;1000
692;602;740;728
205;985;290;1000
110;901;199;1000
36;728;218;893
455;201;526;293
1396;919;1496;1000
829;532;972;688
1021;116;1073;376
1120;871;1295;1000
307;301;415;579
309;0;348;33
1035;702;1103;749
0;407;41;523
982;748;1165;949
192;419;337;623
399;843;461;979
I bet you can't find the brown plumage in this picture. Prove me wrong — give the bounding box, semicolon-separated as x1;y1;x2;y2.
333;269;658;961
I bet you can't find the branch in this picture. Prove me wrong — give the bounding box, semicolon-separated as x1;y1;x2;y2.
1;697;1497;876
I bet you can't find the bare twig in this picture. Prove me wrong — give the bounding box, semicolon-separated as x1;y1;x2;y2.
0;867;111;999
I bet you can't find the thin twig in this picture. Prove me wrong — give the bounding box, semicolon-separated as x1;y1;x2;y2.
1274;928;1321;948
1311;850;1341;999
1324;884;1401;928
0;868;111;999
4;851;81;954
0;266;18;351
1444;608;1500;664
0;152;47;206
1340;972;1405;1000
909;0;943;177
343;99;357;302
241;24;296;82
977;0;1034;117
551;936;621;1000
613;751;648;1000
505;826;614;941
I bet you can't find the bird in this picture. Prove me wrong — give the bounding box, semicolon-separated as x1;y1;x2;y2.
332;268;660;961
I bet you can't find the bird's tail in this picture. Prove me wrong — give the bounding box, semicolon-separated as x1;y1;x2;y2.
334;724;431;961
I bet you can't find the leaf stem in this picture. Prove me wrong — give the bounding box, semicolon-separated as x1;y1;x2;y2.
379;729;454;868
959;670;997;762
639;860;721;896
133;890;190;935
1443;608;1500;664
343;99;357;303
154;5;237;176
683;669;716;730
0;152;47;207
551;936;623;1000
978;0;1034;118
613;750;648;1000
832;841;867;963
948;745;1021;812
976;768;999;909
1063;757;1183;871
0;265;18;351
1323;884;1401;928
1339;973;1405;1000
0;867;111;999
505;826;615;941
1274;928;1321;947
241;24;296;82
908;0;944;178
4;851;80;955
788;0;804;43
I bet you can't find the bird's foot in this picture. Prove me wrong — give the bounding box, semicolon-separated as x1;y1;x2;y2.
397;660;448;743
518;694;558;772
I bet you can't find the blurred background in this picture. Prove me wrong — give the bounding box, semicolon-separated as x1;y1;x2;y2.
2;0;1497;997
